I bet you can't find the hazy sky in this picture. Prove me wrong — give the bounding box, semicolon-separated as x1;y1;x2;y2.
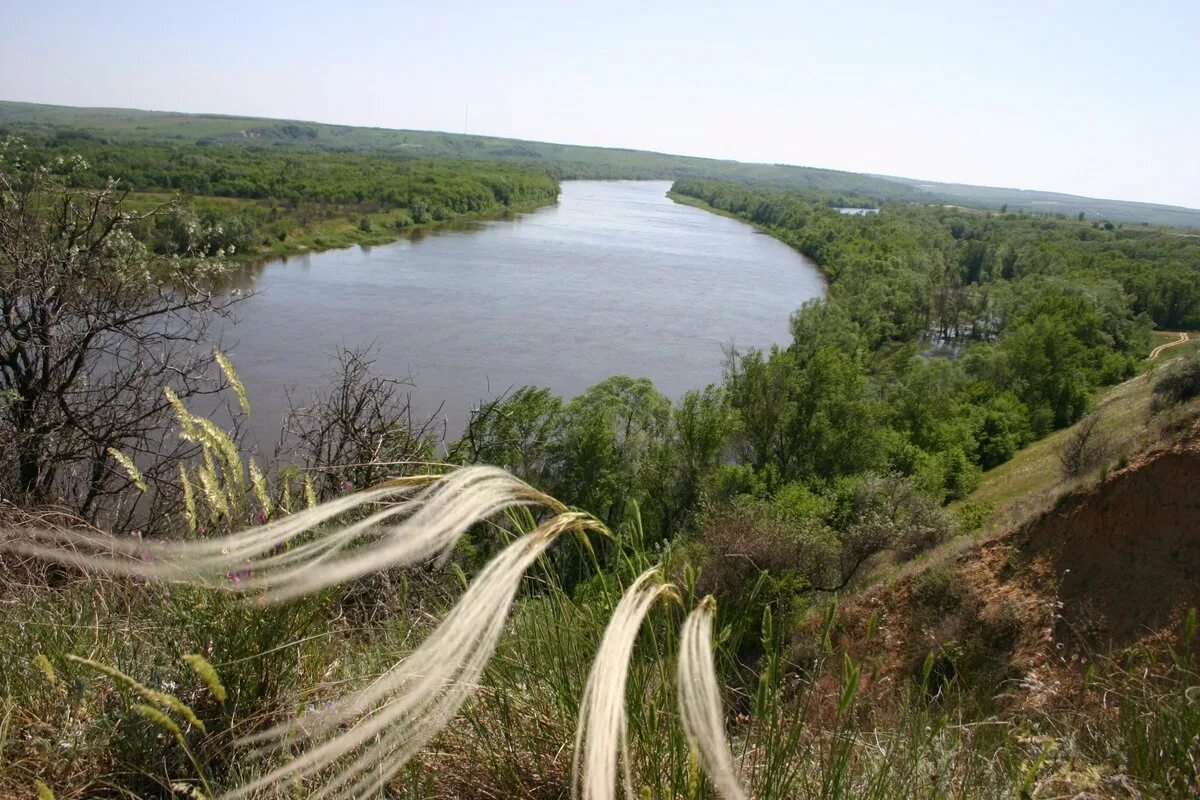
3;0;1198;207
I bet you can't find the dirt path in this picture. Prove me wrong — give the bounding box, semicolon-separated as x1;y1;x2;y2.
1149;331;1190;359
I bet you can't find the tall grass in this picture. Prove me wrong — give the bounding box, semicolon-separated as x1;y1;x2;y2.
4;530;1197;798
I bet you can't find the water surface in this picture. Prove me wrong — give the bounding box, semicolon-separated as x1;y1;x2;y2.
221;181;825;443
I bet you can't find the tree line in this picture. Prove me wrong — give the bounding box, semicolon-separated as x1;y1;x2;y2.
5;134;561;260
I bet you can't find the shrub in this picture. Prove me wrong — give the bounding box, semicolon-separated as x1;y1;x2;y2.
832;473;960;560
1152;352;1200;412
690;499;839;651
1057;412;1111;477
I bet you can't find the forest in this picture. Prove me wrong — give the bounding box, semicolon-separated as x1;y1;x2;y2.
6;134;561;259
449;178;1200;550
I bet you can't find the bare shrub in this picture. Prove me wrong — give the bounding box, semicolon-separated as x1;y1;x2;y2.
0;141;238;528
692;501;839;615
1151;352;1200;412
843;473;959;561
1057;412;1111;477
282;345;439;499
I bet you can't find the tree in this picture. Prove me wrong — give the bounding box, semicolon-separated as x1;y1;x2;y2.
556;376;673;532
283;346;438;498
451;385;563;485
669;384;736;525
723;345;794;470
0;142;236;525
994;315;1092;434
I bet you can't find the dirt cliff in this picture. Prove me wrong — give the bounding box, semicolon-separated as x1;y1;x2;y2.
807;430;1200;707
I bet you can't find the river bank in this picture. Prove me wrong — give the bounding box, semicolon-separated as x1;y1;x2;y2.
126;190;562;264
667;189;832;289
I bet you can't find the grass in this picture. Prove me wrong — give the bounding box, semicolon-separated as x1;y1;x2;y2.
4;437;1199;799
7;546;1195;798
958;337;1199;534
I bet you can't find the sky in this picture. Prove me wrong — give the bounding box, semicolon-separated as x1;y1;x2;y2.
3;0;1198;208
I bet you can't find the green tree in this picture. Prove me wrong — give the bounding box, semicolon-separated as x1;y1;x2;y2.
557;376;673;533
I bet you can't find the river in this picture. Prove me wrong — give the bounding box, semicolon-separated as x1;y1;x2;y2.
219;180;826;446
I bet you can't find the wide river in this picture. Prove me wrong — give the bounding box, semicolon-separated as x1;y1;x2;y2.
220;180;825;446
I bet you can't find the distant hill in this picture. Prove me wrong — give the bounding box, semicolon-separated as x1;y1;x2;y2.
2;100;1197;229
875;175;1200;230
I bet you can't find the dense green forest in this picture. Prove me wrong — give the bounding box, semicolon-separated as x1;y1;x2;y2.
6;134;560;259
673;179;1200;331
4;99;1199;228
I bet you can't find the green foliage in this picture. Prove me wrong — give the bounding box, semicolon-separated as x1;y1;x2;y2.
671;179;1177;491
675;178;1194;331
8;135;560;261
557;376;674;532
7;100;1198;226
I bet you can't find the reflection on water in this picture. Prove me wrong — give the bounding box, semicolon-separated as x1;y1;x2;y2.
217;181;826;446
216;217;501;293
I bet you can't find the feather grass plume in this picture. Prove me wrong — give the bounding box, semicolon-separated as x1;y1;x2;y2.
3;465;602;797
107;448;148;493
677;597;748;800
3;465;564;603
229;511;604;799
5;459;751;800
214;347;251;418
573;566;679;800
184;653;227;705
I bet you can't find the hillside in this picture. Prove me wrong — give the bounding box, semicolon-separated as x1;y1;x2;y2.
823;414;1200;705
4;100;1198;228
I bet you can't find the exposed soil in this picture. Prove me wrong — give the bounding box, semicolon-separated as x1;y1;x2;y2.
1014;441;1200;652
1149;331;1191;359
805;427;1200;708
